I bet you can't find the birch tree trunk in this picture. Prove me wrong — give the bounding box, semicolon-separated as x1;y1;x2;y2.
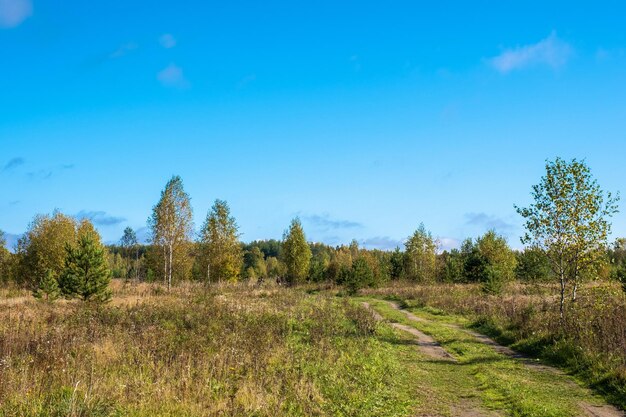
163;245;167;287
168;243;173;291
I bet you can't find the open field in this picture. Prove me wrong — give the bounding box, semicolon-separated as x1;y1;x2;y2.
0;281;426;417
1;280;625;416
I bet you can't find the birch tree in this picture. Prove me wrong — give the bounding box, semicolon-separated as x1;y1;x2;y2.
120;227;139;280
404;223;438;282
149;176;194;291
516;158;619;320
282;218;311;285
16;211;77;288
198;199;242;283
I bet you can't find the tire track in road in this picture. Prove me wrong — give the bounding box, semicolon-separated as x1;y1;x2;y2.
362;301;455;362
380;300;625;417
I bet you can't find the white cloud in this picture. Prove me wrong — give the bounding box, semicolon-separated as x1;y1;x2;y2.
157;63;190;89
490;31;573;73
159;33;176;49
0;0;32;28
360;236;402;251
465;212;515;233
438;237;460;252
75;210;126;226
109;42;138;59
302;213;363;232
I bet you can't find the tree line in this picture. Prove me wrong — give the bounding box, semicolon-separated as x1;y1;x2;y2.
0;158;623;309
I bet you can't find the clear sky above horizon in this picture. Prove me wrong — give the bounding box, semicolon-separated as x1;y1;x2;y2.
1;1;626;250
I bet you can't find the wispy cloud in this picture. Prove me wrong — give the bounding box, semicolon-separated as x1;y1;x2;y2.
2;157;24;172
109;42;139;59
360;236;402;251
26;163;74;180
157;63;190;89
0;0;32;28
81;42;139;70
159;33;176;49
595;47;625;63
27;170;52;180
490;31;573;73
75;210;126;226
465;212;515;233
302;214;363;232
237;73;257;89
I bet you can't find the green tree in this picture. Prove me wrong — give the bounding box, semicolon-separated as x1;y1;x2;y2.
266;256;285;282
59;234;112;302
16;211;78;288
33;269;60;301
460;238;484;283
388;247;405;280
120;227;139;280
198;199;243;283
309;243;331;282
476;230;517;293
438;249;464;283
360;250;387;286
282;218;312;285
459;232;516;292
345;257;374;295
609;238;626;287
516;158;619;319
326;245;353;283
404;224;438;282
0;230;10;283
244;246;266;282
149;175;194;290
516;247;553;282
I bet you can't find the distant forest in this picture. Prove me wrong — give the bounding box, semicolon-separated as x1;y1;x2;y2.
1;158;625;298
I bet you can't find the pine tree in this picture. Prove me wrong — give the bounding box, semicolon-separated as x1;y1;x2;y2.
345;257;374;295
282;218;311;285
33;269;60;301
59;234;112;302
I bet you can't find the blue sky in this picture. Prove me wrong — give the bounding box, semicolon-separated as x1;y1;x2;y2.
1;1;626;250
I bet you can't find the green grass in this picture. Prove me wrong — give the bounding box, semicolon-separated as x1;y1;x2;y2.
0;284;436;417
362;298;611;417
